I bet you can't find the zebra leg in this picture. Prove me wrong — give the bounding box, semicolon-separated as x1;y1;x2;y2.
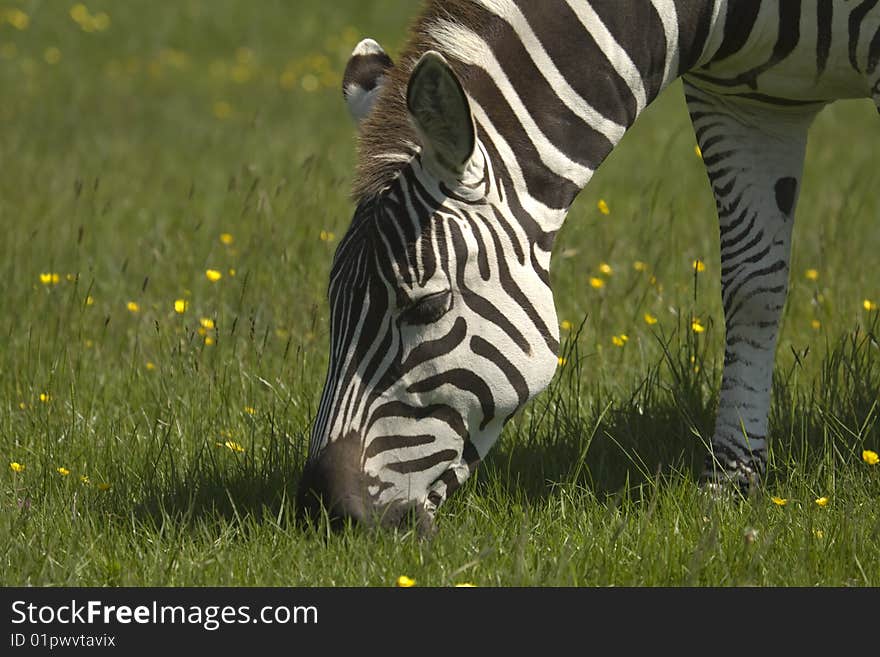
684;82;820;491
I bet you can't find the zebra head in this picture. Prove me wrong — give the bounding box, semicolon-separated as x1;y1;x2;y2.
297;41;560;530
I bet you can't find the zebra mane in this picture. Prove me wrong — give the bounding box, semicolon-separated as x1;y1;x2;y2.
351;0;490;201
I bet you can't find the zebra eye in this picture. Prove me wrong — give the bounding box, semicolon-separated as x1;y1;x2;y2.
400;290;452;325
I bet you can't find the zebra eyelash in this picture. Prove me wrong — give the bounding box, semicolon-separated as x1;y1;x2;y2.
399;290;452;326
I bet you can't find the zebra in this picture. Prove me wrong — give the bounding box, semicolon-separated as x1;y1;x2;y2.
297;0;880;530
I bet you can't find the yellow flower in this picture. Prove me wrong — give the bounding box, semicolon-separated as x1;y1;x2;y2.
691;319;706;333
598;262;613;275
10;461;25;473
69;4;86;24
301;74;319;92
611;334;628;347
205;269;222;282
57;467;70;477
805;269;819;281
557;356;567;366
633;261;648;272
217;440;244;453
44;47;61;65
815;496;829;507
80;475;90;485
70;4;109;32
862;450;879;465
204;336;215;346
39;392;51;403
3;8;29;30
597;199;610;215
213;101;232;119
863;299;878;312
454;583;477;587
85;295;95;306
396;576;416;588
694;145;702;159
771;496;788;506
220;233;234;245
643;312;658;325
199;317;215;330
127;301;140;313
174;299;188;314
228;268;236;277
692;259;706;273
319;230;336;242
811;319;821;330
589;277;605;289
813;529;825;539
145;361;156;371
244;406;256;415
560;320;572;332
39;272;60;285
96;483;111;492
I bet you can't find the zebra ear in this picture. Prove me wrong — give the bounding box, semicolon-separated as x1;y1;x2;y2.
342;38;394;124
406;51;476;177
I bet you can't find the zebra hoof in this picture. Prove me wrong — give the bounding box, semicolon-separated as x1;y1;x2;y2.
698;467;760;500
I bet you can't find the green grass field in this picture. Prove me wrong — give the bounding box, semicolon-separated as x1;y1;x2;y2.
2;1;879;586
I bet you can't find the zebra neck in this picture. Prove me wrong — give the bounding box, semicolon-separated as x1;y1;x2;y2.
435;0;727;228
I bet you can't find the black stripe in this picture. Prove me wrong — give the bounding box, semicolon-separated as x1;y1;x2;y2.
701;148;735;168
816;0;833;75
458;62;578;210
367;401;468;441
709;2;761;65
462;213;491;281
849;0;879;73
480;215;559;355
407;369;496;431
867;25;880;74
726;283;787;325
721;91;828;107
721;229;765;262
673;0;716;72
723;261;787;318
518;0;637;127
470;2;614;171
448;220;531;354
479;128;545;255
691;1;802;89
364;434;435;460
399;317;467;373
589;1;668;102
470;334;530;412
386;449;458;475
721;212;758;251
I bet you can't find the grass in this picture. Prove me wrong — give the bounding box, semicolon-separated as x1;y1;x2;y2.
1;1;879;587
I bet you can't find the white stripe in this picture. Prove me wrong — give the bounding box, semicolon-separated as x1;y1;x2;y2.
649;0;680;88
471;0;627;143
470;102;568;231
563;0;648;114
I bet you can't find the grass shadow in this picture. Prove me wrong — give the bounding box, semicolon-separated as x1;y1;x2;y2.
128;415;311;530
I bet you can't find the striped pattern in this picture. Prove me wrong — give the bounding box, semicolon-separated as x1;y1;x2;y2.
298;0;880;527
